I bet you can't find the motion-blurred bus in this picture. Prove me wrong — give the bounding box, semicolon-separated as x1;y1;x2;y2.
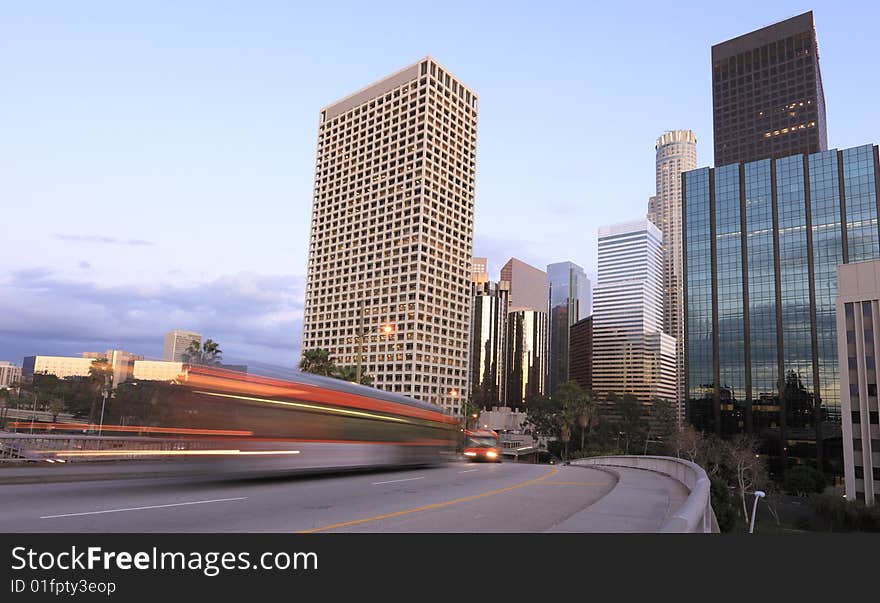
11;365;461;475
462;428;501;462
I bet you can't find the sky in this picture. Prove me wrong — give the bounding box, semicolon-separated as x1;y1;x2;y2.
2;0;879;367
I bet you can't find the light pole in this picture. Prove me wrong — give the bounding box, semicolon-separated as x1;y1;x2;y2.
355;305;365;385
98;388;108;437
749;490;766;534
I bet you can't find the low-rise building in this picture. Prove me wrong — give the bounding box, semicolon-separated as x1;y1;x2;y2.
22;356;97;379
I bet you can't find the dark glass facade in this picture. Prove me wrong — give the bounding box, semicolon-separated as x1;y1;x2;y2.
469;281;509;408
683;144;880;477
712;11;827;166
569;316;592;393
505;310;548;410
546;262;590;396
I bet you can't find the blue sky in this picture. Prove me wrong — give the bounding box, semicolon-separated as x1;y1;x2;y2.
2;1;878;366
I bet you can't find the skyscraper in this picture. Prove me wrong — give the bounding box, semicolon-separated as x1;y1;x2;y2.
569;316;593;393
546;261;590;395
647;130;697;417
471;256;489;284
505;309;548;409
301;57;478;415
836;260;880;505
592;220;676;406
500;258;547;312
712;11;827;166
683;143;880;475
469;280;509;407
163;330;201;363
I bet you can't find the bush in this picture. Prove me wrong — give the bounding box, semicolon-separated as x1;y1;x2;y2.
783;465;826;496
809;493;880;532
710;476;740;533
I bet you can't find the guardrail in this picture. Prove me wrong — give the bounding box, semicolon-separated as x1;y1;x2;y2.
574;455;719;533
0;433;209;462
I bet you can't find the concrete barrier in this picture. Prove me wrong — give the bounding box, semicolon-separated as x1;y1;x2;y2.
574;455;719;533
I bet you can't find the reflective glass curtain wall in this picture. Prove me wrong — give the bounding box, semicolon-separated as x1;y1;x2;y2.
683;144;880;475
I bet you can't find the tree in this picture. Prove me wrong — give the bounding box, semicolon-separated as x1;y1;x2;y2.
523;393;562;443
183;339;223;366
298;348;336;377
783;464;826;497
334;365;374;386
87;358;112;424
723;435;768;526
554;381;595;454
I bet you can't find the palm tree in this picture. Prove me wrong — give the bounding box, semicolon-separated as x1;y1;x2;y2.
299;348;336;377
182;339;223;366
335;365;374;386
555;381;595;455
87;358;112;424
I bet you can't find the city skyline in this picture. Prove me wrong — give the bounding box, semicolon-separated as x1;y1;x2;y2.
3;1;880;366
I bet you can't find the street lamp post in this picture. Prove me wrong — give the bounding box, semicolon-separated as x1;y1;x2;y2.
749;490;766;534
355;305;365;385
98;388;108;437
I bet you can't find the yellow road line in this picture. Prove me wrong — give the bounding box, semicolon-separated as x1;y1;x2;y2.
297;466;560;533
539;481;608;486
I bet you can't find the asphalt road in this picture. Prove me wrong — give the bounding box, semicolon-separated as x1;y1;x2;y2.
0;461;618;533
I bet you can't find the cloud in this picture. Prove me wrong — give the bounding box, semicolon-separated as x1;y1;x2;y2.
55;234;155;246
0;269;305;367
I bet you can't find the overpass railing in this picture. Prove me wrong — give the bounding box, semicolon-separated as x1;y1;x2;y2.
574;455;719;533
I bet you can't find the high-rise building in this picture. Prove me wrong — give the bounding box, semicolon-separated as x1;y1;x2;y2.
592;220;676;407
836;260;880;505
83;349;144;389
505;309;548;409
500;258;547;312
471;257;489;284
683;143;880;475
569;316;593;393
712;11;827;166
546;261;590;395
301;57;478;415
469;281;509;407
163;330;202;363
0;361;21;389
647;130;697;418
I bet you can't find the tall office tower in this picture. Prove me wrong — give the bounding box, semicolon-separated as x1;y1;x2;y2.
505;309;548;409
569;316;592;393
546;261;590;395
712;11;827;166
500;258;547;312
164;330;201;362
836;260;880;505
301;57;478;415
647;130;697;419
683;143;880;476
471;256;489;284
592;220;677;408
469;281;509;407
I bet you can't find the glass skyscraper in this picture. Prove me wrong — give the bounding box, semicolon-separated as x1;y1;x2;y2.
469;280;509;407
683;143;880;475
546;261;591;396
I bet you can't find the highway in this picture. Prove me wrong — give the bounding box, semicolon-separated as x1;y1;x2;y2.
0;461;621;533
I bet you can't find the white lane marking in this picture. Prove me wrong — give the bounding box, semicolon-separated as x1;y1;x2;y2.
40;497;248;519
371;476;425;485
457;469;479;474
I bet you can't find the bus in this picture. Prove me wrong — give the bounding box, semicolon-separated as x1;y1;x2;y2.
463;428;501;462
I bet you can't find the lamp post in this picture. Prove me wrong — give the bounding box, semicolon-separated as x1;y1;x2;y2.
355;305;365;385
749;490;766;534
98;388;108;437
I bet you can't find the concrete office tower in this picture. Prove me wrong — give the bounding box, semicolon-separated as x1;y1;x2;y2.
683;144;880;475
592;220;677;407
647;130;697;418
469;281;509;407
569;316;592;393
837;261;880;505
301;57;478;415
500;258;547;312
712;11;827;166
471;257;489;284
505;309;548;409
164;330;202;362
546;261;590;395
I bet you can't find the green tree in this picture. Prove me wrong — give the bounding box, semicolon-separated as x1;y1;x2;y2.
554;381;595;455
523;393;563;443
298;348;337;377
334;365;374;386
183;339;223;366
87;358;112;425
783;464;826;497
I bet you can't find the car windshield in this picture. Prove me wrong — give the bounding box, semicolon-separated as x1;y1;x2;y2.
467;436;497;448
